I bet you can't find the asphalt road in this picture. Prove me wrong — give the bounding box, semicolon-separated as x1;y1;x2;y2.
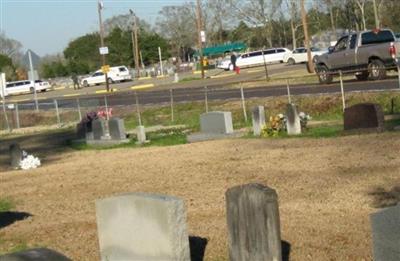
6;63;400;110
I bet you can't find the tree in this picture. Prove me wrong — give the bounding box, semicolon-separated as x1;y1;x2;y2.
0;33;23;62
0;53;17;81
156;4;197;60
228;0;283;47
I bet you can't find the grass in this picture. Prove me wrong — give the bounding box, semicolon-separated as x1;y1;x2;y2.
179;77;201;83
0;198;15;212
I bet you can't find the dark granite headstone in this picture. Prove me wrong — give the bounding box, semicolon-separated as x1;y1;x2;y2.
9;143;22;169
108;118;126;140
344;103;384;131
370;204;400;261
0;248;71;261
76;121;93;140
226;183;282;261
92;118;107;140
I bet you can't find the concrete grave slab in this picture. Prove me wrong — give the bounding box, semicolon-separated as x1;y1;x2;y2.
96;192;190;261
226;183;282;261
370;204;400;261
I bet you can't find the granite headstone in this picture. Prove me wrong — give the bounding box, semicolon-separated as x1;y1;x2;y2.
108;118;126;140
252;106;266;136
344;103;384;131
286;103;301;135
200;111;233;134
0;248;71;261
9;143;22;169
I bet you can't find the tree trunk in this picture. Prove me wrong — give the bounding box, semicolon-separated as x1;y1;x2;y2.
290;19;297;49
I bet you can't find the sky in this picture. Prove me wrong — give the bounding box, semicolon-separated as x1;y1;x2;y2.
0;0;190;56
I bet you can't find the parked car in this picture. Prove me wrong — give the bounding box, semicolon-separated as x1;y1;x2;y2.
283;47;326;65
217;48;291;71
81;66;132;87
3;79;51;96
314;29;400;84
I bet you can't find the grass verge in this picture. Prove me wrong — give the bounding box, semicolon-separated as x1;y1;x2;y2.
0;198;15;212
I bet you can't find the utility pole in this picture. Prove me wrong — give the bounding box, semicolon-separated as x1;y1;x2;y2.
372;0;380;29
196;0;205;79
300;0;314;73
97;0;110;92
130;9;140;78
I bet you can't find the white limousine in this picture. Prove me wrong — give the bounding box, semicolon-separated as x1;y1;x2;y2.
217;48;291;71
3;80;51;96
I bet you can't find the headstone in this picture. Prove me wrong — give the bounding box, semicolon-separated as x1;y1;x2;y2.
76;121;93;140
108;118;126;140
370;204;400;261
0;248;71;261
286;103;301;135
344;103;384;131
96;193;190;261
200;111;233;134
252;106;266;136
9;143;22;169
174;73;179;83
226;183;282;261
136;125;147;144
92;118;107;140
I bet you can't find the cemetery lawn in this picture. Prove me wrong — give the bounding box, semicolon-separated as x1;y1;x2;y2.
1;132;400;260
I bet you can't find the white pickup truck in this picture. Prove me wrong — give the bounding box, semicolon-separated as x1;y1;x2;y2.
314;29;400;84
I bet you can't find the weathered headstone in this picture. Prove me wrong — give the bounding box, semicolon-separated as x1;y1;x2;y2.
286;104;301;135
0;248;71;261
136;125;147;144
344;103;384;131
9;143;22;169
252;106;266;136
226;183;282;261
108;118;126;140
370;204;400;261
92;118;107;140
96;193;190;261
200;111;233;134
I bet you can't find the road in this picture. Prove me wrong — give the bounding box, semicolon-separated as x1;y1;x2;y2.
5;64;400;110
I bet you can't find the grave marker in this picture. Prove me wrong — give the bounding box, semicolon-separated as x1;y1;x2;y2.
226;183;282;261
10;143;22;169
370;204;400;261
344;103;384;132
0;248;71;260
92;118;107;140
108;118;126;140
96;192;190;261
252;106;266;136
200;111;233;134
286;104;301;135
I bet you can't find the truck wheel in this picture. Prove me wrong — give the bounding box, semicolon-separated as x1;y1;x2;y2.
355;71;369;81
368;59;386;80
107;78;114;84
228;64;234;71
316;65;333;84
30;87;34;93
287;58;295;65
83;80;89;87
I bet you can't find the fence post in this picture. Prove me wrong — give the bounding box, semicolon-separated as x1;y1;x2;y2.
397;64;400;89
240;84;248;122
204;86;209;113
339;71;346;112
1;100;10;132
15;103;20;129
77;98;82;121
54;99;61;127
135;91;142;126
170;88;174;122
286;79;292;104
104;95;109;121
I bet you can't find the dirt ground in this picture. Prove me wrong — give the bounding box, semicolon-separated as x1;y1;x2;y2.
1;132;400;260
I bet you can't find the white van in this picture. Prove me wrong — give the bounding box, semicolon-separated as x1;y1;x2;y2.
218;48;291;70
81;66;132;87
3;80;51;96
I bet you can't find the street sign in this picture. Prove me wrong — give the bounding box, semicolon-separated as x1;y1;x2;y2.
101;65;110;73
200;31;206;43
99;47;109;55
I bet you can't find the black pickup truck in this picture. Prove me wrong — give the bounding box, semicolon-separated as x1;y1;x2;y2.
314;29;400;84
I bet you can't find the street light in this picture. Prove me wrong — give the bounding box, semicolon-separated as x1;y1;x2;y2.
97;0;110;92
